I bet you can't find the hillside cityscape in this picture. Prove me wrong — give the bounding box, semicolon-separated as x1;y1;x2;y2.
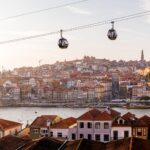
0;50;150;108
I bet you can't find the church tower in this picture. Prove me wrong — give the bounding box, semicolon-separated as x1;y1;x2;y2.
141;49;144;62
140;50;146;68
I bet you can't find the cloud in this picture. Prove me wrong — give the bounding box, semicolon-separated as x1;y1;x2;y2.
66;6;92;15
139;0;150;23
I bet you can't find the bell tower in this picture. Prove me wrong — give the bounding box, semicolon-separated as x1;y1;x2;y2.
141;50;144;62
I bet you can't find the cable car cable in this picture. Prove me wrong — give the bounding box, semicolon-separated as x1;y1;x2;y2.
0;10;149;45
0;0;88;22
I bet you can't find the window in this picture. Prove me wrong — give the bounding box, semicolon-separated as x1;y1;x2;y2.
87;122;92;128
50;132;53;137
88;134;92;140
41;129;48;134
104;134;109;142
79;122;84;128
119;119;123;124
113;131;118;140
104;122;109;129
133;129;136;136
33;129;39;134
124;131;129;138
72;134;76;140
95;122;100;129
143;128;146;136
137;128;142;136
95;134;100;141
57;132;62;137
80;134;84;139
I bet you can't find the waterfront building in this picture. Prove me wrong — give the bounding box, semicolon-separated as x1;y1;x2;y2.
50;117;77;140
76;108;120;142
0;119;22;138
132;85;150;99
29;115;62;139
111;112;149;140
112;72;119;99
139;115;150;139
111;113;132;140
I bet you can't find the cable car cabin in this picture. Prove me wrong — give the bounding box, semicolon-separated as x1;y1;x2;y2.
107;21;117;40
58;38;69;49
107;28;117;40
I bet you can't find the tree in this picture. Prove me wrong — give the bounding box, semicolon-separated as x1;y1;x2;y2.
140;96;150;100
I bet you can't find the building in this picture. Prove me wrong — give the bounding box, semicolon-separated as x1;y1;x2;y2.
50;117;77;140
112;72;119;99
77;108;120;142
0;119;22;138
111;112;149;140
139;115;150;139
111;113;132;140
29;115;62;139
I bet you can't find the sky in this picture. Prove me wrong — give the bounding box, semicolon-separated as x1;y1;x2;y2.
0;0;150;70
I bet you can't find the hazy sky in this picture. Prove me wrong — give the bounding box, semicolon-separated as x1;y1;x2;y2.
0;0;150;70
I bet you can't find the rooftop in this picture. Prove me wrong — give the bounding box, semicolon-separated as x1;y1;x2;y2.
0;119;22;130
51;117;76;129
30;115;61;128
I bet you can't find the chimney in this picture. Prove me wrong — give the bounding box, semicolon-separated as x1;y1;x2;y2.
47;120;51;127
106;106;111;114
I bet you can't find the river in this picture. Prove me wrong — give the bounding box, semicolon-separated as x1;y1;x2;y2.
0;107;150;127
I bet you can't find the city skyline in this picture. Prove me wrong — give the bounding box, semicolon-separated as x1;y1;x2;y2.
0;0;150;70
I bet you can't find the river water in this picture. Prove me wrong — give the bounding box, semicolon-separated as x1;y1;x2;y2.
0;107;150;127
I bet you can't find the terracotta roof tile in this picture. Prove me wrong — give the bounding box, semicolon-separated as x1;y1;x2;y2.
109;109;121;118
78;109;101;121
0;135;31;150
0;119;22;130
122;112;137;121
95;111;113;121
112;117;132;127
30;115;61;128
139;115;150;126
132;119;148;127
51;117;76;129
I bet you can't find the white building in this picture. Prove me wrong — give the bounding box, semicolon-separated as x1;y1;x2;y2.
50;117;77;140
77;108;120;142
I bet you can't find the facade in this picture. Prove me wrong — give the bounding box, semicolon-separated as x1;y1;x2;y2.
29;115;62;139
50;117;77;140
112;72;119;99
111;112;149;140
0;119;22;138
111;116;132;140
77;108;120;142
28;109;150;142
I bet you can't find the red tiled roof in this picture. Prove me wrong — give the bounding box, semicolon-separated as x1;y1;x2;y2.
139;115;150;126
30;115;60;128
95;111;113;121
0;119;22;130
112;117;132;127
122;112;137;121
132;119;148;127
0;135;31;150
51;117;76;129
78;109;101;121
78;108;120;121
109;109;121;118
